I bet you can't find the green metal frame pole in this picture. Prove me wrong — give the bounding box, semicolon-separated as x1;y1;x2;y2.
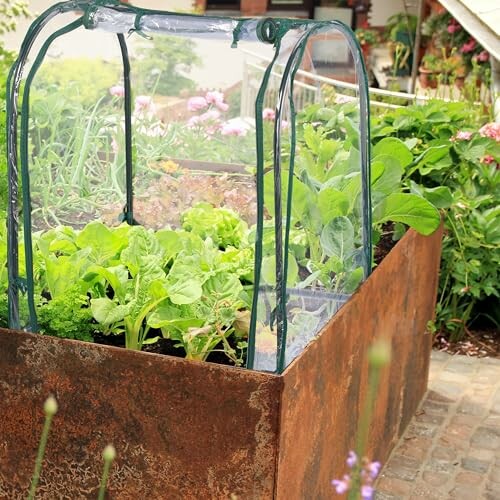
117;33;135;225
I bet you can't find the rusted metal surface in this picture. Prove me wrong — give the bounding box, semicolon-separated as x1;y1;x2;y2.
275;227;443;499
0;228;442;498
0;331;282;499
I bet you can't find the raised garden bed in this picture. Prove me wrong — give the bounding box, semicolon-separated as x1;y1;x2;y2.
0;227;442;498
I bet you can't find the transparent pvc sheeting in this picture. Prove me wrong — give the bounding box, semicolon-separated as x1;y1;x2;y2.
6;1;370;373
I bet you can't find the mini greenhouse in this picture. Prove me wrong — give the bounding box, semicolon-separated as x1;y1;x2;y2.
6;0;370;373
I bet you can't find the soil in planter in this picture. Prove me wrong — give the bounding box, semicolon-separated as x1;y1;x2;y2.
93;331;244;367
374;222;399;265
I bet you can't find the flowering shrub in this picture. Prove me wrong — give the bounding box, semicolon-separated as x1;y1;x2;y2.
372;100;500;339
479;122;500;142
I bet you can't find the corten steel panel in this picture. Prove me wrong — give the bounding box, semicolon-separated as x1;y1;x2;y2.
0;331;282;499
0;228;442;498
276;228;443;499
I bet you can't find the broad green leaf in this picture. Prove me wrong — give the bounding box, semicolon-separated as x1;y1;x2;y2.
371;156;403;196
202;272;243;302
83;264;129;302
264;171;312;222
76;221;123;264
121;226;163;277
91;297;130;324
155;229;183;261
261;253;299;286
320;216;354;260
167;278;203;305
421;186;453;209
342;266;364;293
373;193;441;235
45;257;79;298
373;137;413;168
147;303;204;332
317;187;350;223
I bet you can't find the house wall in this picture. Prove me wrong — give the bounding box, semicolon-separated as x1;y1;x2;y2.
369;0;418;27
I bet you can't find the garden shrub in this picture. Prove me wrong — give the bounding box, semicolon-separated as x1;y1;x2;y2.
372;100;499;339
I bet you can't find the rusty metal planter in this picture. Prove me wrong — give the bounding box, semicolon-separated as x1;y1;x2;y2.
0;227;442;499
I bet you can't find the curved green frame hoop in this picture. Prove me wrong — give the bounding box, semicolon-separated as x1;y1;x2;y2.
6;1;371;374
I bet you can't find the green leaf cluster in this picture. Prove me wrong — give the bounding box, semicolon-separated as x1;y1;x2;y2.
372;100;499;338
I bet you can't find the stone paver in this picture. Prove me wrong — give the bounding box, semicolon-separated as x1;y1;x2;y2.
376;352;500;499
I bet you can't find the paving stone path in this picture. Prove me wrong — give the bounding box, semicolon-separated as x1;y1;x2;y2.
376;351;500;500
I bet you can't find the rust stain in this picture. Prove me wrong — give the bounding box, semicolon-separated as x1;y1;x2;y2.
0;331;281;499
276;227;443;499
0;227;442;499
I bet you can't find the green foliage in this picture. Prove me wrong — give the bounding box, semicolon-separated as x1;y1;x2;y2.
0;0;29;38
181;203;248;249
5;208;253;364
373;100;500;339
37;286;95;342
295;102;441;293
134;36;200;96
35;58;120;107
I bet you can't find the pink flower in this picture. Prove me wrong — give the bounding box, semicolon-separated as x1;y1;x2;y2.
205;90;224;105
455;131;473;141
346;451;357;468
479;122;500;142
262;108;275;121
187;115;201;127
481;155;495;164
460;39;477;54
331;475;350;494
187;96;208;112
134;96;156;116
477;50;489;62
215;101;229;112
447;23;461;34
221;120;248;136
199;109;221;122
109;85;125;98
206;91;229;112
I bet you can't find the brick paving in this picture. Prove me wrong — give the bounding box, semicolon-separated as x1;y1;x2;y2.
376;351;500;499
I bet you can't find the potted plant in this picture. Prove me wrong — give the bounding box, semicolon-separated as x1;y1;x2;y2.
355;27;380;62
419;53;440;89
385;12;417;77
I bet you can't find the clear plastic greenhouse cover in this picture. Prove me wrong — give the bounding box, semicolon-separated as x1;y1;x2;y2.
6;0;371;373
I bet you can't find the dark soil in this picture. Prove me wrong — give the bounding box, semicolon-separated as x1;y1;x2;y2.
93;331;240;367
374;223;398;265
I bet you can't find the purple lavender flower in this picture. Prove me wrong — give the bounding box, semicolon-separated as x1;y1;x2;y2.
347;450;358;468
331;475;350;494
361;484;374;500
367;461;381;479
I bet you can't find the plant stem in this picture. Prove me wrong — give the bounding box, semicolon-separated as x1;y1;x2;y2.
28;396;58;500
98;445;116;500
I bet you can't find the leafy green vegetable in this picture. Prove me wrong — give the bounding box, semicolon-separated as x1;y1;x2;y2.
181;203;248;248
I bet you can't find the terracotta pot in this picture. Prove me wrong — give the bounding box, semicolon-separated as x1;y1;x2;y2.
454;75;466;89
0;228;443;498
361;43;371;63
419;67;438;89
